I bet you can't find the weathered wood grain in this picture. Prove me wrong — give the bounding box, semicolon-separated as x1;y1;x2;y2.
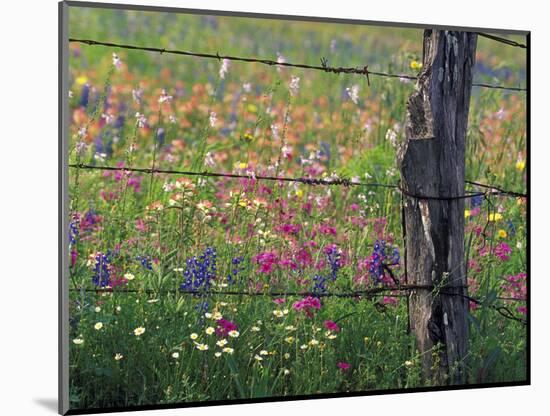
398;30;477;384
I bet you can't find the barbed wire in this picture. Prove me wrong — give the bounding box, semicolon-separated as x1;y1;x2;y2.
68;163;527;200
68;284;526;325
477;32;527;49
465;180;527;198
69;38;527;92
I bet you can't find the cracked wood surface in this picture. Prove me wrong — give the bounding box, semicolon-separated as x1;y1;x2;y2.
397;29;477;384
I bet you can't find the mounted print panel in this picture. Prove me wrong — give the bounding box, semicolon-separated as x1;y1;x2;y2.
59;1;529;414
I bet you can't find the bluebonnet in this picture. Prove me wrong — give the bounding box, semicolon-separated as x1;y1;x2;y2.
507;220;516;236
471;194;483;208
79;83;89;108
83;209;99;226
69;219;79;247
194;300;209;324
312;274;328;294
227;255;244;285
92;251;112;287
313;246;341;294
327;247;341;280
114;114;125;129
368;240;400;285
319;141;331;162
103;85;111;112
156;128;165;146
136;255;153;271
179;247;217;293
94;134;113;159
113;103;126;128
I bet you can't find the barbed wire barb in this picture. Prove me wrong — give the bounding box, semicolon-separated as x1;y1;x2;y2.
69;37;526;92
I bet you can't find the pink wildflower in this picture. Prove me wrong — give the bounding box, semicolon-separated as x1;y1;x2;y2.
470;207;481;217
318;224;337;236
494;242;512;261
292;296;321;318
382;296;399;306
135;218;147;232
296;247;313;268
70;250;78;268
337;362;351;371
324;320;340;332
254;251;278;274
517;306;527;315
278;223;302;235
216;319;238;337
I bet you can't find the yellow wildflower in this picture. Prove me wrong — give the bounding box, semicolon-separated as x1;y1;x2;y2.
94;322;103;330
75;75;88;85
73;338;84;345
498;229;507;238
114;353;124;361
516;160;525;172
464;209;471;219
410;60;423;70
489;213;503;222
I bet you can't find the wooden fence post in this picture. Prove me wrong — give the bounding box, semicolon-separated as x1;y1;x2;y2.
398;30;477;384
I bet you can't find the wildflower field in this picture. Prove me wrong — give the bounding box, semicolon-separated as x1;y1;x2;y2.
66;6;527;411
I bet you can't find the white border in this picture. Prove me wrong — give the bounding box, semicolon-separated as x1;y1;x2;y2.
1;0;547;415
